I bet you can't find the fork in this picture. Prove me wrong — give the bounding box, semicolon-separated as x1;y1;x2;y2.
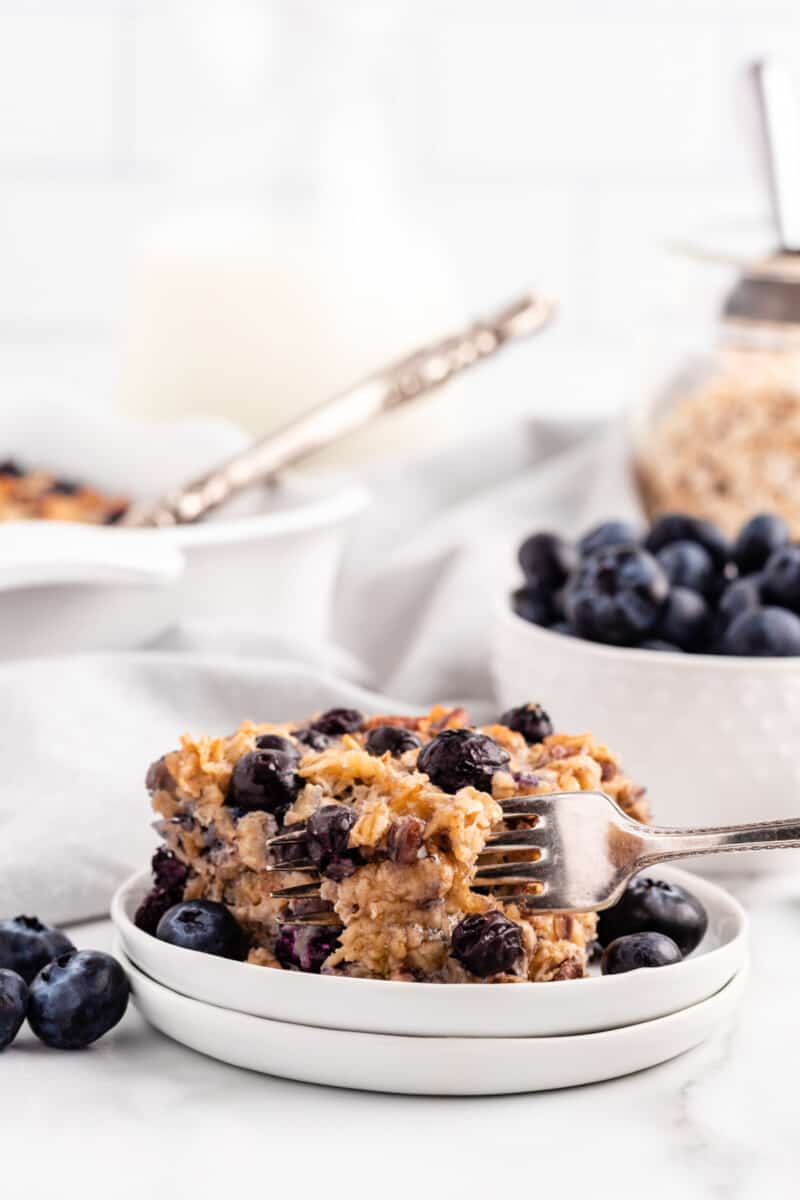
264;790;800;920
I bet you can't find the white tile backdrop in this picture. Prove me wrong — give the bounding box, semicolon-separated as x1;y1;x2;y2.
0;0;798;421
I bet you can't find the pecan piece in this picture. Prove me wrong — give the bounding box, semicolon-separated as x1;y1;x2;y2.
387;817;426;864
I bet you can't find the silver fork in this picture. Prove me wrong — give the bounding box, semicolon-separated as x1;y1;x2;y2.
264;790;800;919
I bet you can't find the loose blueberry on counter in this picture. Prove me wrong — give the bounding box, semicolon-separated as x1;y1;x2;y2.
733;513;790;575
601;932;682;975
655;539;717;599
28;950;130;1049
294;727;332;751
226;748;299;817
722;606;800;656
578;521;640;557
275;923;343;973
365;725;422;757
255;733;301;764
451;911;524;977
511;584;556;627
760;545;800;612
156;900;248;960
134;848;189;935
644;513;730;569
310;708;364;737
417;728;510;794
517;532;577;591
305;805;362;881
597;875;708;956
0;916;75;984
655;586;712;652
564;545;669;646
499;702;553;744
0;969;28;1049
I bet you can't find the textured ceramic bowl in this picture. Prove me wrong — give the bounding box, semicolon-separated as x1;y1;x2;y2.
492;602;800;866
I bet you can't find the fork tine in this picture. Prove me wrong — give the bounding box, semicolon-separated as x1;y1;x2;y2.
264;861;318;874
473;860;545;885
484;827;547;852
269;881;322;899
266;825;308;847
278;912;342;927
499;795;552;818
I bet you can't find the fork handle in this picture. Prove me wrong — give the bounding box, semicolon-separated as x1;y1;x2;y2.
636;816;800;866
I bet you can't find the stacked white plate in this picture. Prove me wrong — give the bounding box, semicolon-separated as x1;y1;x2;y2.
111;866;749;1095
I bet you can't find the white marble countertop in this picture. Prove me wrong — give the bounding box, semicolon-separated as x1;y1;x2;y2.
3;867;798;1200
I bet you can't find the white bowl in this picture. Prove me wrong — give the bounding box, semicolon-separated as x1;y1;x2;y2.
116;940;748;1095
111;864;747;1038
492;603;800;859
0;402;368;656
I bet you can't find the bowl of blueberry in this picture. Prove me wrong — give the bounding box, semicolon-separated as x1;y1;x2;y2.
492;510;800;848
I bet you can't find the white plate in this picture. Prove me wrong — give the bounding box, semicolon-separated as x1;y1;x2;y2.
112;864;748;1038
115;942;748;1096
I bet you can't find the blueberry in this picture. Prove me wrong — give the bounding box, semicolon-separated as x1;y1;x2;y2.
579;520;640;557
639;639;681;652
134;848;189;936
550;621;574;636
0;969;27;1049
733;513;790;574
226;749;299;816
0;916;75;984
511;584;556;627
717;577;762;630
655;540;717;599
656;587;712;651
722;606;800;656
0;459;23;477
49;478;79;496
564;545;669;645
275;923;342;973
28;950;130;1049
597;876;708;956
255;733;301;764
294;727;332;751
365;725;422;757
451;911;524;977
601;932;682;975
310;708;363;736
156;900;248;959
499;702;553;744
145;755;174;794
417;729;510;794
761;546;800;611
645;513;730;569
517;532;577;591
305;806;362;881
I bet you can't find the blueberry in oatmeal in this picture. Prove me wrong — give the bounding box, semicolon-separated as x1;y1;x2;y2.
310;708;363;736
733;512;789;575
601;932;682;975
0;969;27;1050
451;911;524;977
156;900;248;960
578;520;640;557
517;531;577;591
226;748;299;816
564;545;669;645
722;607;800;656
0;916;74;984
275;923;343;973
597;876;707;956
0;459;127;524
417;728;510;794
306;805;362;881
134;848;189;935
28;950;129;1049
142;704;649;982
294;726;332;751
499;703;553;744
365;724;422;757
255;733;301;762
